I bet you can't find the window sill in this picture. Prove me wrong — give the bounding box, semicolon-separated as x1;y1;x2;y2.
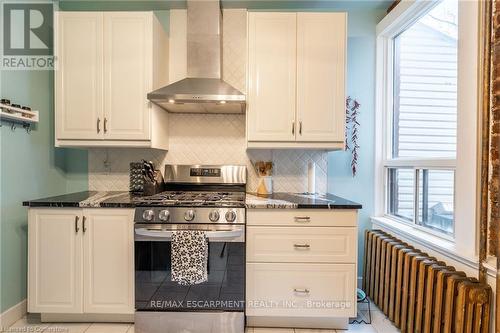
371;216;484;274
483;256;497;278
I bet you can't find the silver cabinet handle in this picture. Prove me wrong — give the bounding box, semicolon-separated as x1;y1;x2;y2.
299;121;302;135
293;288;310;294
293;243;310;248
104;118;108;133
75;216;79;233
294;216;311;223
292;121;295;135
82;216;87;233
97;118;101;133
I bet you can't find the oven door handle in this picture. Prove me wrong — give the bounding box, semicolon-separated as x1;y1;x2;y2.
134;228;243;240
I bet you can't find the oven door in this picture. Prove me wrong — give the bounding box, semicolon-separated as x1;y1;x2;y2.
134;223;245;313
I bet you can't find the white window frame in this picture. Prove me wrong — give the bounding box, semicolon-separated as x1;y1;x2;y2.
374;0;481;259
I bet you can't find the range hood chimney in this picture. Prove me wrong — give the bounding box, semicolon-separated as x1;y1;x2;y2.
147;0;246;114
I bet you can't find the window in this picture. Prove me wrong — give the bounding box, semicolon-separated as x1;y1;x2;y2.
384;0;458;236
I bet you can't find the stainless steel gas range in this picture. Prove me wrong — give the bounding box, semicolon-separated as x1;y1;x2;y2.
134;165;246;333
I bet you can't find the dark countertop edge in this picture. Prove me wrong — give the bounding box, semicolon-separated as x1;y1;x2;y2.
22;191;137;208
23;191;362;209
23;202;80;207
295;203;362;209
245;192;362;210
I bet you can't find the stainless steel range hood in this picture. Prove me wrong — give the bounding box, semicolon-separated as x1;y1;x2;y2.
147;0;246;114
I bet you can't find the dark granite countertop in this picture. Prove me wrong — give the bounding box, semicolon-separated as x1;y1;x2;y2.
22;191;141;208
245;192;362;209
23;191;362;210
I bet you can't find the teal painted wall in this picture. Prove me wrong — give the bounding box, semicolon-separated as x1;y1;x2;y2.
328;10;385;276
0;1;170;314
0;69;88;312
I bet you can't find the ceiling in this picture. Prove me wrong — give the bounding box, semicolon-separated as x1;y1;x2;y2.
57;0;393;11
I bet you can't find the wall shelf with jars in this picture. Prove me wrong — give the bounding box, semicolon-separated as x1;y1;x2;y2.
1;99;39;132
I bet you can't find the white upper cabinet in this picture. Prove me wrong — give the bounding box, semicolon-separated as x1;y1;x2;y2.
247;13;297;142
55;12;103;140
55;11;168;149
103;13;151;141
297;13;346;142
247;12;347;149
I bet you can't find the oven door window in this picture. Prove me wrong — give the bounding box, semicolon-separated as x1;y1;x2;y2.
135;240;244;312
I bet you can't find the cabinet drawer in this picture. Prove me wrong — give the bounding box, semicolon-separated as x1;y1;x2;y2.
246;263;356;318
247;227;356;263
247;209;357;227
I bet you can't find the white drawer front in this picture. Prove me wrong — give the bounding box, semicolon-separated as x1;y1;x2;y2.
246;263;356;318
247;209;357;227
247;227;356;263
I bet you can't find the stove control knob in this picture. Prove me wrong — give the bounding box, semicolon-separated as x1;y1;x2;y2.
225;210;237;223
142;209;155;221
159;210;170;222
209;210;220;222
184;209;195;221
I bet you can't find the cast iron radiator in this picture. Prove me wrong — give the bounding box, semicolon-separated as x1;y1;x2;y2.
362;230;491;333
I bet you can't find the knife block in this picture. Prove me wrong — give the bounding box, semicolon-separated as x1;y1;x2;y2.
143;171;164;196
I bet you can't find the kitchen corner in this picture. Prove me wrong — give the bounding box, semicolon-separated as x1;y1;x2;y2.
23;165;362;332
4;0;492;331
4;0;378;332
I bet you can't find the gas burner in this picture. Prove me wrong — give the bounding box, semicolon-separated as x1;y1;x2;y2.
134;165;246;224
136;191;245;208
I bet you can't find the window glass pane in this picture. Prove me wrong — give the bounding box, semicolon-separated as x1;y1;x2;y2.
388;168;415;221
393;0;458;158
418;169;454;234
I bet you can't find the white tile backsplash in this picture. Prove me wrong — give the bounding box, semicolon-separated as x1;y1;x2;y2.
87;9;328;194
88;113;327;194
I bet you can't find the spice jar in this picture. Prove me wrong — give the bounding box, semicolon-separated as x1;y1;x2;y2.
22;106;33;118
11;103;21;114
1;98;10;113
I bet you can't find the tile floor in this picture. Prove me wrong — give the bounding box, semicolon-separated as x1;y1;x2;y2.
8;301;399;333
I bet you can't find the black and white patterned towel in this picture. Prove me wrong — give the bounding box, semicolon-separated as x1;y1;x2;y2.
171;230;208;285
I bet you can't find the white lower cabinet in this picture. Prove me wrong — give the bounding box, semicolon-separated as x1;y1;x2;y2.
246;209;358;328
28;209;83;313
28;208;134;314
246;263;356;318
246;226;357;263
83;209;134;314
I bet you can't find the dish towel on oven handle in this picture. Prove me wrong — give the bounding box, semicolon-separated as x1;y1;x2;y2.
171;230;208;285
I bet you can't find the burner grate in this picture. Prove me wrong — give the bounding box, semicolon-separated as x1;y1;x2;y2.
136;191;246;207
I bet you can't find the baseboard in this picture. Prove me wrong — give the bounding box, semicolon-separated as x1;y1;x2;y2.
0;299;27;329
247;316;348;329
41;313;134;323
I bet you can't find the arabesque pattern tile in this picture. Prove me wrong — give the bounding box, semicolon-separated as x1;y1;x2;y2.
87;10;328;194
88;113;327;194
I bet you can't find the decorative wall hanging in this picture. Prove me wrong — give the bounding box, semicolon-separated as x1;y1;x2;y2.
346;96;361;176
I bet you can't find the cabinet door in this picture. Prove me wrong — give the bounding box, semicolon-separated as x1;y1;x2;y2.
55;12;103;140
103;13;152;141
296;13;346;142
28;209;83;313
246;263;356;317
83;209;134;314
247;13;297;142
